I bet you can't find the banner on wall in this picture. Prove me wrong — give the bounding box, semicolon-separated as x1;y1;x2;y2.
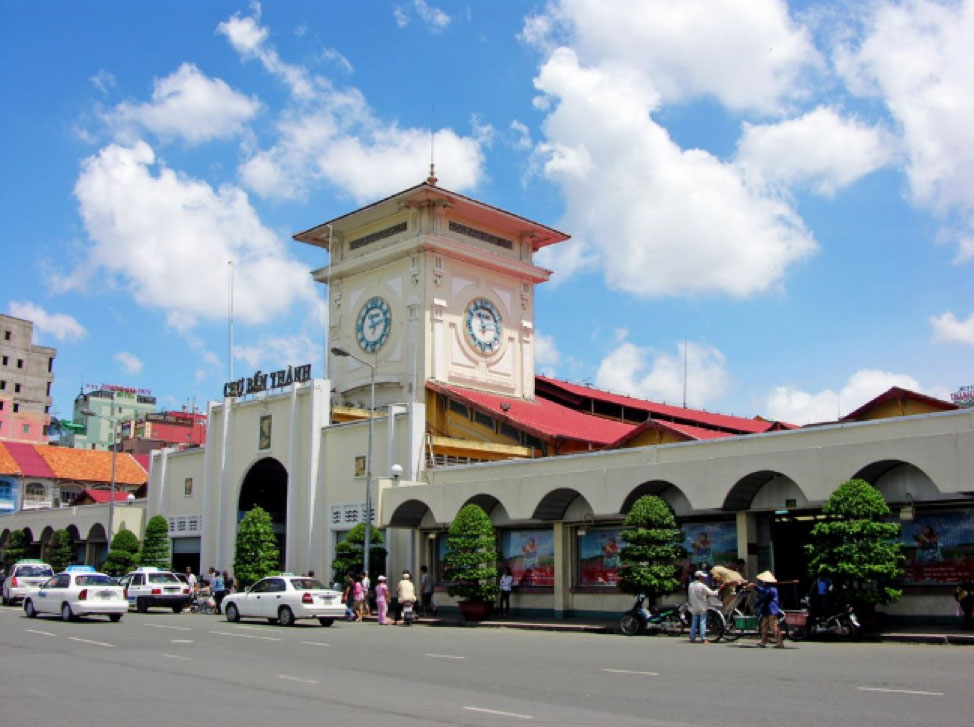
681;521;737;578
900;511;974;583
578;528;627;587
499;529;555;587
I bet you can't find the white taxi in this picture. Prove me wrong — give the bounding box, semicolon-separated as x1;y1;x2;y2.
119;567;192;613
23;566;127;622
222;575;345;626
2;560;55;605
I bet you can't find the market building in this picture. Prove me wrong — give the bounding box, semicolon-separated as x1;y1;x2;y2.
3;180;972;623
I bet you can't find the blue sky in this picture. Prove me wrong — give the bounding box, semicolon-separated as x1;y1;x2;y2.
1;0;971;426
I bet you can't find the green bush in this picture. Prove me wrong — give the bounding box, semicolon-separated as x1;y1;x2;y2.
443;504;499;602
48;529;76;573
2;529;31;572
139;515;172;569
331;522;387;582
102;529;141;576
806;478;904;608
618;495;684;603
233;507;280;588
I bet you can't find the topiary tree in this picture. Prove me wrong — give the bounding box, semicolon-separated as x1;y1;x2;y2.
233;506;280;588
48;529;76;573
139;515;172;569
443;504;499;603
102;528;141;576
618;495;684;604
331;523;387;583
806;478;904;610
2;529;31;572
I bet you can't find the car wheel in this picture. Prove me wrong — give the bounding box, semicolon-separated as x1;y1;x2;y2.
172;605;183;614
318;618;335;627
109;614;123;622
2;592;9;606
136;597;149;613
225;603;240;623
24;599;37;618
61;603;75;622
278;606;295;627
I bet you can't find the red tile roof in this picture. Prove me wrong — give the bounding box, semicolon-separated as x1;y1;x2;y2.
536;376;784;434
71;489;136;504
0;443;147;486
840;386;958;422
428;381;637;446
0;442;58;478
604;419;735;449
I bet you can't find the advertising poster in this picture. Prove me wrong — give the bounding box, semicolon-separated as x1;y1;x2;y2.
900;511;974;583
681;521;737;578
578;528;628;587
500;529;555;587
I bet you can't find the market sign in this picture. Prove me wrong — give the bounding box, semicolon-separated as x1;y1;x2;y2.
84;383;152;396
223;363;312;398
951;384;974;406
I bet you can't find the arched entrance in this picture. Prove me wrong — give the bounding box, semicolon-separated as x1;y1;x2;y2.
238;457;288;568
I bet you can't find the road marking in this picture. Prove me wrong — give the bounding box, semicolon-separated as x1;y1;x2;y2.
231;625;267;631
300;641;331;647
857;687;944;696
277;674;318;685
602;668;660;676
144;623;191;631
209;630;281;642
464;706;533;720
425;653;465;659
163;653;192;661
24;629;56;636
68;636;114;648
170;639;194;643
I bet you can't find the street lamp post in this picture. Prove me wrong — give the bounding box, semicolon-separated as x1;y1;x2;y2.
81;405;119;545
330;346;375;579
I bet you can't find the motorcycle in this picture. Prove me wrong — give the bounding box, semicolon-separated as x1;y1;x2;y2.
401;600;416;626
787;597;860;640
619;595;686;636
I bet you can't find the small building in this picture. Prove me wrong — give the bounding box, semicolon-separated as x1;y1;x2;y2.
59;385;157;451
0;314;56;444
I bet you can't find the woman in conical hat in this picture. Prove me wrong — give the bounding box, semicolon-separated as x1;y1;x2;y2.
753;571;784;647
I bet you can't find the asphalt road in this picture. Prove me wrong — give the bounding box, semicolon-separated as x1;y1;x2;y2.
1;605;970;727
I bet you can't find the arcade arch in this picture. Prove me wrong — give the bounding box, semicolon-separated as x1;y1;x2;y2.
238;457;288;566
621;480;692;517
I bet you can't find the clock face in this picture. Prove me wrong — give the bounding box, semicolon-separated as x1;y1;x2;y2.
465;298;503;354
356;296;391;353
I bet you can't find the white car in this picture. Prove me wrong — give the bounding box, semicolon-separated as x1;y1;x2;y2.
222;575;345;626
23;567;127;622
2;560;55;605
119;567;193;613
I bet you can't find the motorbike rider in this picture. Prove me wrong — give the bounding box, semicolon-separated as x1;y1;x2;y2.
396;570;417;625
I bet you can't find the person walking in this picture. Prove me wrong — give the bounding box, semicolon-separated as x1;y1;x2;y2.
688;569;719;644
499;566;514;616
212;569;226;614
352;574;366;621
360;571;372;617
752;571;785;648
397;570;416;625
375;575;391;625
342;575;355;621
419;565;434;616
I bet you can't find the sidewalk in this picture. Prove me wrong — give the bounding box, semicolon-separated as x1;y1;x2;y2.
382;612;974;645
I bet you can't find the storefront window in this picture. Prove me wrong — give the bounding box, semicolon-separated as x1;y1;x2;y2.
499;529;555;587
900;510;974;583
681;521;738;579
577;527;627;587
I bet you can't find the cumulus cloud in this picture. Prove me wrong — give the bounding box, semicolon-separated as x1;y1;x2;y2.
57;141;317;331
233;334;321;372
220;8;484;202
763;369;951;424
532;48;816;297
114;351;144;375
595;338;730;408
736;107;893;195
108;63;260;144
930;311;974;345
7;301;86;343
835;0;974;261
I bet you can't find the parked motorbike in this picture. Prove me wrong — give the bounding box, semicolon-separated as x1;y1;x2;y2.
619;595;686;636
787;597;860;640
401;600;416;626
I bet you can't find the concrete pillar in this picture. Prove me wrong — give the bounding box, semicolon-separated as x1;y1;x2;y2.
736;511;758;579
552;522;571;619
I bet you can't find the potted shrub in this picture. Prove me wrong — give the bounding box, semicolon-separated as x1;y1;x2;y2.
443;504;499;620
618;495;684;605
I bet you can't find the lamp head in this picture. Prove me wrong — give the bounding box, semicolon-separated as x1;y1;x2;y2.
391;464;403;480
330;346;350;357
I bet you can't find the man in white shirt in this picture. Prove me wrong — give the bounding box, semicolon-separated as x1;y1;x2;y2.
688;570;719;643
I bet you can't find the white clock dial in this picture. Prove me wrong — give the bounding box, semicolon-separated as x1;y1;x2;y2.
356;297;391;353
465;298;502;353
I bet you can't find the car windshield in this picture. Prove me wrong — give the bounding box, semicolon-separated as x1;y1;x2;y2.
76;575;116;586
19;566;53;577
289;578;327;590
147;573;181;584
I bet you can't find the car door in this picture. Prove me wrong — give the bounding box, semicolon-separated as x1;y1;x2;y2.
261;578;287;618
36;574;69;615
237;578;267;618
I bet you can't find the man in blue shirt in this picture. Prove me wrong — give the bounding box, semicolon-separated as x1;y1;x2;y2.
752;571;784;648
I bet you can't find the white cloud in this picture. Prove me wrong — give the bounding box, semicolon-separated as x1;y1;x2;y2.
524;0;821;114
763;369;951;424
534;332;561;377
394;1;451;33
736;107;893;195
222;9;485;202
930;311;974;345
233;334;320;373
109;63;260;144
532;48;816;297
595;338;730;408
7;301;87;343
321;48;353;74
510;120;532;151
90;70;116;95
59;141;317;330
114;351;144;375
835;0;974;261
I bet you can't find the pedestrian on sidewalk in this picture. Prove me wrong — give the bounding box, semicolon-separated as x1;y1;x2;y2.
751;571;785;648
375;575;391;625
688;569;719;643
352;574;366;621
420;565;433;615
499;566;514;616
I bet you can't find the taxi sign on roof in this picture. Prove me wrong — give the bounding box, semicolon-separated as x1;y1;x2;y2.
134;566;162;572
65;565;96;572
15;559;47;564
